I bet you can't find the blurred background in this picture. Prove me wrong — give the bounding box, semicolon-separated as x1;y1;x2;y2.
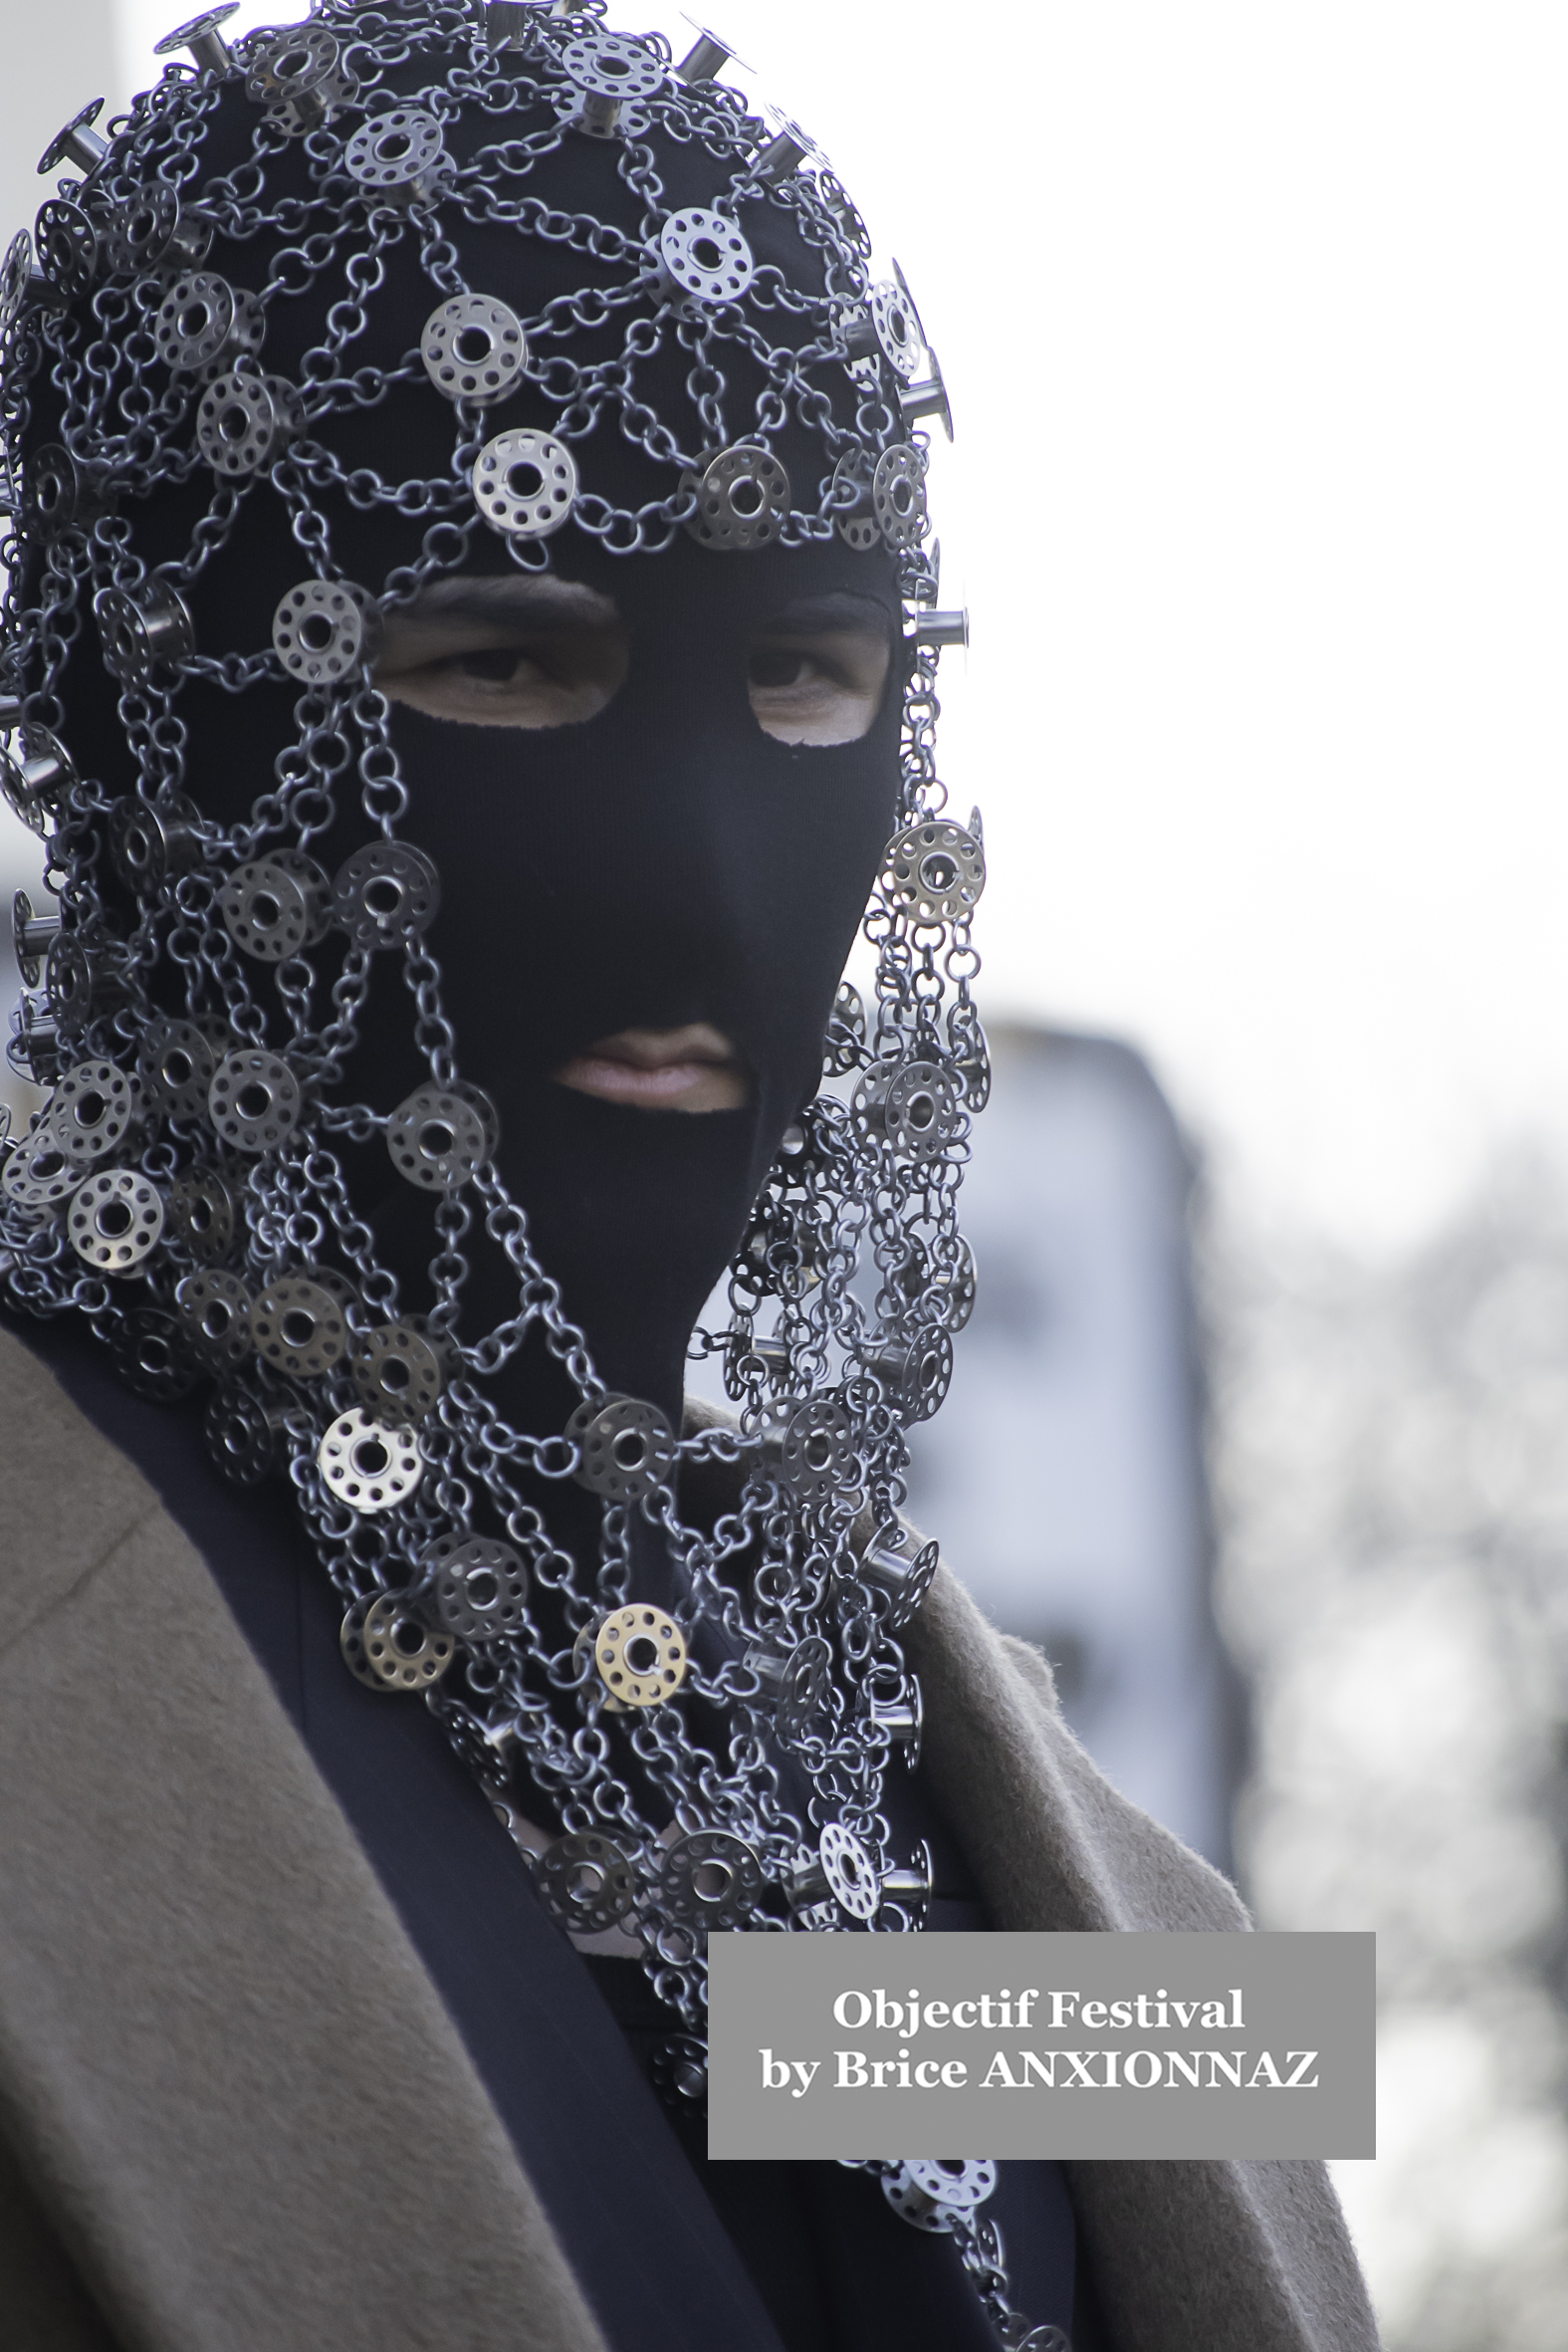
9;4;1568;2340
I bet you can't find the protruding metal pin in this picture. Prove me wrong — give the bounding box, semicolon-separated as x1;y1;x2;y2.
753;109;816;182
870;1681;924;1770
12;891;60;989
484;2;536;48
899;353;954;441
154;6;241;76
37;100;111;183
879;1837;934;1907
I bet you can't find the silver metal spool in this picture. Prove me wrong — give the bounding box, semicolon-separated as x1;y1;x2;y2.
560;31;667;102
776;1396;857;1508
787;1822;880;1921
33;202;99;302
909;606;968;653
207;1048;304;1155
871;444;927;550
880;1835;934;1907
592;1603;689;1709
68;1168;164;1275
139;1021;219;1123
899;351;954;440
175;1268;255;1372
882;817;985;923
96;581;196;688
753;109;817;183
676;22;750;83
154;7;241;77
483;3;537;51
205;1381;290;1487
331;840;441;950
251;1274;349;1380
102;182;212;276
350;1321;445;1428
867;1329;954;1426
165;1161;237;1261
47;1058;143;1167
743;1634;831;1743
0;725;76;835
272;580;381;683
343;109;450;208
111;1309;200;1405
683;443;789;553
218;851;331;963
154;274;263;375
422;1533;530;1641
420;294;528;404
884;1060;964;1162
869;1679;924;1769
12;891;58;989
0;1129;79;1217
883;2160;998;2234
930;1235;978;1333
245;25;357;131
109;791;204;894
658;1831;763;1929
317;1408;424;1515
854;1526;942;1624
385;1079;499;1191
0;232;41;333
831;451;879;553
537;1831;637;1934
37;100;112;184
195;372;301;477
356;1592;455;1691
23;443;112;539
47;932;129;1041
652;208;755;305
8;1002;64;1089
472;427;577;539
568;1394;676;1504
870;278;924;381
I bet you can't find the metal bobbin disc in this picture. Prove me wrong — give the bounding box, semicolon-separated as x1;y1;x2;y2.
776;1396;857;1508
567;1395;676;1504
195;371;300;476
350;1320;445;1427
68;1168;164;1274
138;1010;221;1109
745;1633;831;1743
866;1329;954;1426
658;1831;763;1929
882;818;986;925
165;1160;238;1260
683;443;789;553
246;24;356;129
870;277;924;380
205;1379;287;1486
1;1129;79;1217
538;1831;637;1933
819;1821;880;1921
250;1274;348;1379
174;1268;254;1372
422;1533;530;1641
1;724;76;838
560;30;667;101
356;1592;455;1691
930;1235;978;1333
385;1080;498;1191
472;427;577;540
0;232;38;334
831;451;879;552
272;581;381;684
23;444;112;541
47;1058;143;1167
317;1408;423;1515
343;108;449;207
110;791;204;894
218;850;331;962
155;7;241;69
331;840;440;949
34;202;99;302
887;2159;998;2234
594;1604;688;1709
109;1309;199;1403
207;1049;303;1155
153;273;257;373
883;1060;964;1162
853;1527;942;1625
872;444;928;549
420;293;527;403
655;208;755;304
96;582;195;689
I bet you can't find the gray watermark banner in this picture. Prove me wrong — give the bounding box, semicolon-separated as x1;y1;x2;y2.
708;1932;1375;2160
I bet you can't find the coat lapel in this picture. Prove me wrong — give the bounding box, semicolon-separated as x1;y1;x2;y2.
0;1325;607;2352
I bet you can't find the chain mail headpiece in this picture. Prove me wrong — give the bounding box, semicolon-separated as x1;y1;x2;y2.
0;8;1062;2337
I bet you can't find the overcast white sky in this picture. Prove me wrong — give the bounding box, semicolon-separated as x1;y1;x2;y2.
98;6;1568;1250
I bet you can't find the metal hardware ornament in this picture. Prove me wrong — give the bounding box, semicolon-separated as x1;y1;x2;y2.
421;294;528;404
69;1168;164;1274
473;428;577;539
318;1408;424;1514
594;1604;689;1707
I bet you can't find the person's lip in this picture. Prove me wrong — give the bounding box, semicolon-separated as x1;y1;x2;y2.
553;1025;750;1113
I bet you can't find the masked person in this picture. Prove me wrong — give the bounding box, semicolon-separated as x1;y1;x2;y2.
0;9;1377;2351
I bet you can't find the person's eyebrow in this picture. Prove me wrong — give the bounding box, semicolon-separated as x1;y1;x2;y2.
384;577;620;631
756;592;894;637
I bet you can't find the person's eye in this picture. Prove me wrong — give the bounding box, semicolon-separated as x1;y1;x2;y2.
376;621;627;729
747;627;891;748
749;646;819;691
449;645;540;683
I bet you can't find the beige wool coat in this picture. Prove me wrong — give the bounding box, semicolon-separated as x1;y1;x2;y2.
0;1324;1379;2352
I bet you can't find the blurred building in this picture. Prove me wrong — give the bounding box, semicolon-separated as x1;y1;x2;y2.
904;1023;1241;1873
